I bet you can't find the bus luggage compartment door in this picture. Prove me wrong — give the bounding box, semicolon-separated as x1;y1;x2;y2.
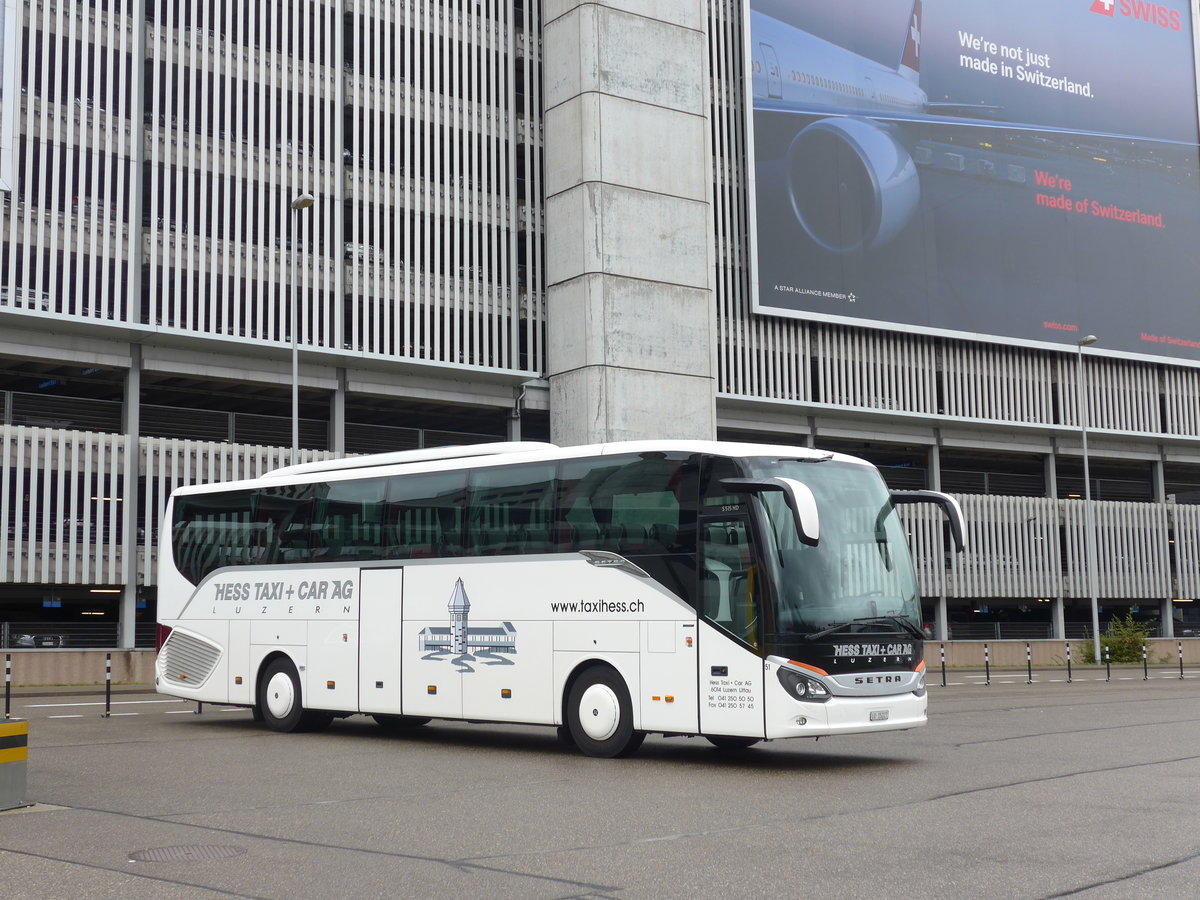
359;568;405;714
400;568;466;720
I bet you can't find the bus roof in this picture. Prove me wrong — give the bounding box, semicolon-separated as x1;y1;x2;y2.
171;440;864;497
263;442;557;479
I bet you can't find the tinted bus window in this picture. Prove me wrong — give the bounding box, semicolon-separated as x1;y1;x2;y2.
311;476;389;562
262;484;317;564
468;462;557;555
173;483;313;583
557;453;696;555
384;470;468;558
173;491;254;584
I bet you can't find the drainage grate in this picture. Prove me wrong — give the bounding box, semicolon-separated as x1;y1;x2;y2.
128;845;246;863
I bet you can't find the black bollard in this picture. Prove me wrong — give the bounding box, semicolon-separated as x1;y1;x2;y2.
1142;643;1149;681
4;654;10;719
1180;641;1185;680
102;653;112;718
1026;642;1033;684
1066;642;1073;684
1105;645;1111;682
940;643;947;688
984;643;990;686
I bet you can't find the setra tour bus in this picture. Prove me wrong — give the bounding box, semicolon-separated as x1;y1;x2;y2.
156;440;964;757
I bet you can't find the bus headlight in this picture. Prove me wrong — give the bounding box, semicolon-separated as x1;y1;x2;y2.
913;670;927;698
777;668;831;703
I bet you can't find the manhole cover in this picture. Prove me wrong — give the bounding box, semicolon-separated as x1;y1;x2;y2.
128;845;246;863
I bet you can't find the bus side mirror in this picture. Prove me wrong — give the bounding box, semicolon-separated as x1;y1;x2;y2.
890;490;966;553
720;477;820;546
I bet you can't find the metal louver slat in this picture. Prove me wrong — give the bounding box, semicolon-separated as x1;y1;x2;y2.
161;631;223;687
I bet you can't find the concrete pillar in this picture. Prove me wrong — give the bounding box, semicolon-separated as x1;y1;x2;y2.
507;384;526;442
1151;455;1166;503
1161;598;1175;638
1047;448;1066;641
1044;448;1058;498
119;344;142;649
935;595;949;643
329;367;347;455
1158;451;1175;638
543;0;716;444
1051;597;1066;640
927;440;949;641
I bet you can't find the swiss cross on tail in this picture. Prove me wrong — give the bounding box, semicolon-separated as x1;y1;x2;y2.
898;0;922;84
1090;0;1116;15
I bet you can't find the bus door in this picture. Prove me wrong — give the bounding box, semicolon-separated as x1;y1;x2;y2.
359;567;405;714
697;517;765;738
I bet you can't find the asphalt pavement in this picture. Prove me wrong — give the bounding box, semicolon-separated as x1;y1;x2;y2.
2;673;1199;899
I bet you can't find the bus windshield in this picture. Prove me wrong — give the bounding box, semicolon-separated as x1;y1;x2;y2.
744;458;921;639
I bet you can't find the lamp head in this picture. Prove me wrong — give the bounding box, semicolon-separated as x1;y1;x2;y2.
291;193;315;211
1077;335;1098;347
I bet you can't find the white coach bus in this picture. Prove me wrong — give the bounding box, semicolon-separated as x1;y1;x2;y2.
156;441;964;757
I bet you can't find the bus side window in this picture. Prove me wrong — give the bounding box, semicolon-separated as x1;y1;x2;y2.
466;462;556;557
172;491;258;583
555;458;617;551
278;521;312;563
253;486;314;565
384;470;467;559
313;477;387;561
556;453;696;556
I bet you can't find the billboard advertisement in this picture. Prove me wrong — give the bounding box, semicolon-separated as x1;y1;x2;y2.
745;0;1200;362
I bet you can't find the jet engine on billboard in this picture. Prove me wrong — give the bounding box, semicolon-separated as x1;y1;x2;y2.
785;117;920;253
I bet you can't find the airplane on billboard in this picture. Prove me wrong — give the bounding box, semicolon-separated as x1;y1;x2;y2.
749;0;1195;254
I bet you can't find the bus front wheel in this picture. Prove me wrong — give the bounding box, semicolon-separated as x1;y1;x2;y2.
566;666;645;758
258;657;331;733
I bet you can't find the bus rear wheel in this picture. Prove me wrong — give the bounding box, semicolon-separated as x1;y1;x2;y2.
566;666;645;758
258;657;331;733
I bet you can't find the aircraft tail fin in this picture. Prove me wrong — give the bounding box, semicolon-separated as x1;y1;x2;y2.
898;0;921;85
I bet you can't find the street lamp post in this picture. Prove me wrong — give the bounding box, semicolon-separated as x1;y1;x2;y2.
290;193;314;465
1076;335;1101;662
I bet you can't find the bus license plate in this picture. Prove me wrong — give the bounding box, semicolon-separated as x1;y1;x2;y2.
869;710;889;722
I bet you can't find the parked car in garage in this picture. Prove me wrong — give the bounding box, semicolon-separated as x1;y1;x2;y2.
12;632;68;648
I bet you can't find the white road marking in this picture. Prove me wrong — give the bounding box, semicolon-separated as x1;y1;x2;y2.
25;699;185;709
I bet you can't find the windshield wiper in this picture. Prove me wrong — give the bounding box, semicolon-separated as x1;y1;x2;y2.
852;616;926;640
805;621;857;641
805;616;924;641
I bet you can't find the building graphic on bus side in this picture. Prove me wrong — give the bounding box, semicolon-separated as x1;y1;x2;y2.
417;579;518;659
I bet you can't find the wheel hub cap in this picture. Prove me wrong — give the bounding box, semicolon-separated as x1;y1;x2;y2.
578;684;619;741
265;672;295;719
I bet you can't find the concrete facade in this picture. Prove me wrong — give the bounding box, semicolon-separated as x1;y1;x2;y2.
0;1;1198;651
544;0;717;444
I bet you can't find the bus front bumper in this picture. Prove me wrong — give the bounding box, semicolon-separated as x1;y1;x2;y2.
766;691;927;738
